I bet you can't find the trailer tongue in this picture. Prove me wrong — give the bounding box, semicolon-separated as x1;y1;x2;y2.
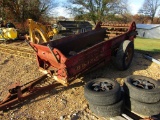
0;22;137;110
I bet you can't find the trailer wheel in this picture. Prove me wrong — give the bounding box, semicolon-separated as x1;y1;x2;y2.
125;96;160;116
89;98;124;117
123;75;160;103
84;78;121;105
114;40;134;70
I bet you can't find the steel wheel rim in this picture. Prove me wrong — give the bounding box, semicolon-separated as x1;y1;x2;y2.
131;78;155;90
91;81;113;92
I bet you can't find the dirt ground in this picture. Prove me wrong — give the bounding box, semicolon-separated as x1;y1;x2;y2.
0;41;160;120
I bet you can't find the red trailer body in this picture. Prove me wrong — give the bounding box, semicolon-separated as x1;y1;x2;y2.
30;22;137;86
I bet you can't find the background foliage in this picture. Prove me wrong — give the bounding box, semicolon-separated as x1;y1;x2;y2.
0;0;160;29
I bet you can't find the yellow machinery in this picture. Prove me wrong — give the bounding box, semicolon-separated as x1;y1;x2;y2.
53;27;58;34
46;25;58;39
0;28;17;41
27;19;58;44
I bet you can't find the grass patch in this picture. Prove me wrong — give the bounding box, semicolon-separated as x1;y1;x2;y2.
134;37;160;53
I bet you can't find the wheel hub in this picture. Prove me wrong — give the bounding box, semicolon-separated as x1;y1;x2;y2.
131;78;155;90
92;82;113;92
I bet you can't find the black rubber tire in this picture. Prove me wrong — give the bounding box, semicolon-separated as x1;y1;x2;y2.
89;98;124;117
84;78;121;105
113;40;134;70
125;96;160;116
123;75;160;103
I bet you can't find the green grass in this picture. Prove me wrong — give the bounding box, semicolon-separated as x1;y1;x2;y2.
134;37;160;53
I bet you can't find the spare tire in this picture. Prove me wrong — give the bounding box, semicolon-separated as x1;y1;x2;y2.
84;78;121;105
125;96;160;116
123;75;160;103
89;97;124;117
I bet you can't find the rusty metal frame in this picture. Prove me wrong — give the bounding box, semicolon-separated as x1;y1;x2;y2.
0;75;61;110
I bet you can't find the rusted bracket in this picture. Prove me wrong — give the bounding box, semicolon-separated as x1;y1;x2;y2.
47;44;60;63
0;75;61;111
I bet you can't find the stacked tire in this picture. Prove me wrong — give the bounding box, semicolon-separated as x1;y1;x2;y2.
123;75;160;116
84;78;124;117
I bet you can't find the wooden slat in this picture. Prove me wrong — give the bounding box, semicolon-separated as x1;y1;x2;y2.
106;34;117;37
101;26;129;29
101;23;130;27
107;31;126;34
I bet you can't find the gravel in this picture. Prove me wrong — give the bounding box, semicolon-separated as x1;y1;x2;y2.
0;41;159;119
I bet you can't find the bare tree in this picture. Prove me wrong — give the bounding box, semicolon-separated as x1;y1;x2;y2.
0;0;57;22
138;0;160;23
66;0;129;25
111;0;131;23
